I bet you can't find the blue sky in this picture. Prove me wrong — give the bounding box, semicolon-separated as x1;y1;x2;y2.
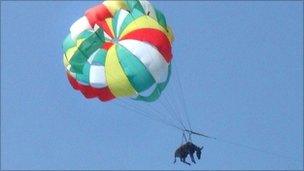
1;1;303;170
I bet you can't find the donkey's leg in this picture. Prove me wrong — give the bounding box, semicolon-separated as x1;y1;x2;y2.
189;153;196;164
182;157;191;165
184;160;191;166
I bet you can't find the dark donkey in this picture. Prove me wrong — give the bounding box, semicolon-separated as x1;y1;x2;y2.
174;142;204;165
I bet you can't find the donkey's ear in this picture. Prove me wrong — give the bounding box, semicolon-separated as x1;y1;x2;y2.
200;146;204;150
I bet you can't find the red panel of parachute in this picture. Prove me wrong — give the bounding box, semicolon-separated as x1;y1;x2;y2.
101;20;114;38
85;4;112;28
121;28;172;63
67;73;115;101
102;42;114;50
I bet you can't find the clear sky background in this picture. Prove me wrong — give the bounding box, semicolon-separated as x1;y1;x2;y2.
1;1;303;170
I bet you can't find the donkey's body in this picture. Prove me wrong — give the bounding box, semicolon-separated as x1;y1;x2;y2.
174;142;203;165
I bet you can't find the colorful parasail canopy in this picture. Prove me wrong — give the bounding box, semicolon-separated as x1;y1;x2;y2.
63;0;174;102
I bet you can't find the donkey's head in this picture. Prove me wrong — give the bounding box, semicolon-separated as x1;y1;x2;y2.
196;146;204;159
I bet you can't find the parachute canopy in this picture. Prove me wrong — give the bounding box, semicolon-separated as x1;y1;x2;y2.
63;0;174;102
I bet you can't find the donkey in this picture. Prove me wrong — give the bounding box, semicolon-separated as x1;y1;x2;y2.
173;142;204;165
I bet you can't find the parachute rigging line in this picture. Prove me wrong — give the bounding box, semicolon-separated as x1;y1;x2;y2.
107;62;188;131
116;100;183;131
173;62;193;132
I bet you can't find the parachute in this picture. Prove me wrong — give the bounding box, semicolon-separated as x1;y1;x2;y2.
63;0;174;102
63;0;201;143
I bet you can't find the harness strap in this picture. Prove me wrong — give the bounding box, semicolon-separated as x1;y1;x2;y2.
181;131;187;145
